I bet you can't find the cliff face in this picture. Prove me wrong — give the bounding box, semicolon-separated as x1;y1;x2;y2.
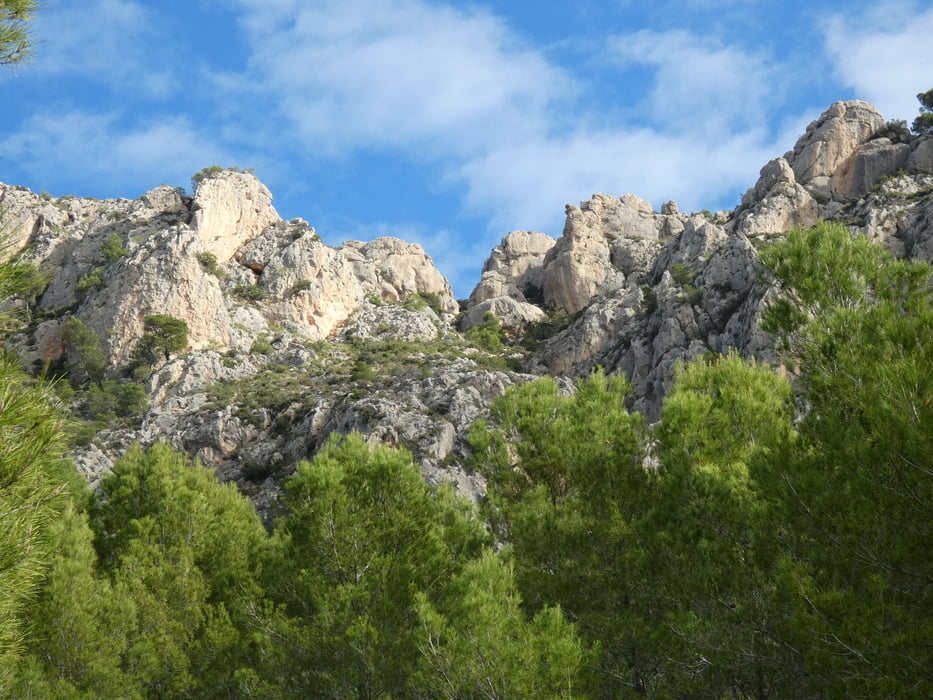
468;101;933;417
2;100;932;507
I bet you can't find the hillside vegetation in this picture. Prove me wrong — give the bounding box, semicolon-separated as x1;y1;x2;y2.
2;221;931;697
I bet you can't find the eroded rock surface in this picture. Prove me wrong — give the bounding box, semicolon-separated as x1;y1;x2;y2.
6;101;933;511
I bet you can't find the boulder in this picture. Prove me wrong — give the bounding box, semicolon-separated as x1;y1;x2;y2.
349;237;458;312
542;193;665;313
908;136;933;174
261;235;368;340
337;303;441;343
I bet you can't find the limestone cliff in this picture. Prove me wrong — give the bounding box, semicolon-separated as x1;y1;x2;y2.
2;99;931;509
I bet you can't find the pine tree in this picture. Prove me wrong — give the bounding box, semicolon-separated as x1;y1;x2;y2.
414;552;587;699
653;353;804;696
9;503;139;698
471;370;658;696
261;433;489;697
92;443;269;696
0;255;70;687
760;222;933;696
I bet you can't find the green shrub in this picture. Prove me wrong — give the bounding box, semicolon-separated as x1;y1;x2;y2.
669;263;694;285
641;286;658;314
191;165;256;191
101;234;128;263
75;268;104;301
251;335;274;355
350;359;378;383
62;317;106;387
415;291;444;315
116;382;148;417
680;284;703;305
872;119;911;142
913;112;933;136
196;251;223;278
234;284;267;302
520;311;574;350
291;279;312;296
131;314;189;367
912;88;933;135
522;281;545;305
465;312;505;352
190;165;224;190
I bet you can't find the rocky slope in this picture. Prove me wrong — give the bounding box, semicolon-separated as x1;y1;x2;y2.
2;99;931;510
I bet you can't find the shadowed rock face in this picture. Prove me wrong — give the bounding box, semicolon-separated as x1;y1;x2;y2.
3;100;933;507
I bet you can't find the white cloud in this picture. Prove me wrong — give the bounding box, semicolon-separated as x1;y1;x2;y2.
454;125;786;237
232;0;573;157
607;30;781;135
24;0;177;97
0;111;229;194
823;3;933;121
219;0;813;293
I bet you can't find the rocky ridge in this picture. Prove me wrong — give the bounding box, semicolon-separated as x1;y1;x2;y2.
2;99;931;510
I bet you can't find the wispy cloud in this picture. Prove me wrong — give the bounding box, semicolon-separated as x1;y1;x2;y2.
22;0;177;98
233;0;573;158
606;30;782;135
0;112;229;195
10;0;922;297
454;125;790;237
822;2;933;120
228;1;800;236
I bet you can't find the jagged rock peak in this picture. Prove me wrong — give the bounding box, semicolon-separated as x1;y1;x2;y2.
732;157;819;236
784;100;889;201
191;169;280;262
467;230;556;308
786;100;884;181
342;237;458;312
540;193;682;313
7;172;461;371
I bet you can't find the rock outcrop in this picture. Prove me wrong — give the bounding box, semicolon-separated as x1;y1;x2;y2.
191;170;279;262
785;100;886;199
732;158;819;236
468;230;556;305
5;99;933;511
540;193;675;313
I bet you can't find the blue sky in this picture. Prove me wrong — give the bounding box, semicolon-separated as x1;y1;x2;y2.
1;0;931;297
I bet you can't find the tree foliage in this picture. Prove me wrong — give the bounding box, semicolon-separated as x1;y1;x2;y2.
0;252;70;687
259;433;492;696
0;252;47;332
62;317;107;386
414;552;587;699
100;233;127;263
131;313;188;366
913;87;933;135
6;218;933;697
0;0;36;65
12;443;271;697
759;221;933;695
471;370;658;696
